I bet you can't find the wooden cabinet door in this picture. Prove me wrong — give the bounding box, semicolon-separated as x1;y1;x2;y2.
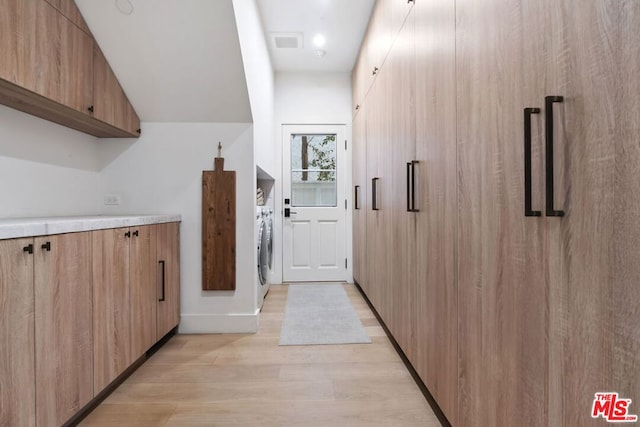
92;228;131;392
157;222;181;340
387;10;416;358
0;238;35;427
414;0;458;423
543;2;640;425
356;0;392;110
34;233;93;426
352;52;366;116
456;0;548;425
130;226;157;359
365;74;393;322
388;0;414;41
93;45;140;135
28;1;93;114
44;0;91;34
0;0;36;87
352;105;368;287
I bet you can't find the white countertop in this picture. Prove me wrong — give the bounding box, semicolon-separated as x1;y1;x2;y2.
0;215;182;240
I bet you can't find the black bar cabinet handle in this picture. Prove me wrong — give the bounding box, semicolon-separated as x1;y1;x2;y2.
524;108;542;217
406;161;419;212
133;230;139;237
545;96;565;217
41;241;51;252
372;178;380;211
124;231;131;238
354;185;360;210
23;244;33;255
406;162;411;212
158;260;166;302
410;160;419;212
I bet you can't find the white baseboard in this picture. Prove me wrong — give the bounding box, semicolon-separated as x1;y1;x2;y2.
179;311;259;334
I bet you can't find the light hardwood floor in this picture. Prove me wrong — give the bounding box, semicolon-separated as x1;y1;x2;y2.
81;283;442;427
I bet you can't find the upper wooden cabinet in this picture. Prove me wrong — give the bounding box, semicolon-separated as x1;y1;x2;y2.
0;0;140;138
27;0;93;115
0;0;35;88
93;46;140;136
45;0;91;34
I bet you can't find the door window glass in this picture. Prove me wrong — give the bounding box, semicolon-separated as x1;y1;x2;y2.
290;134;337;207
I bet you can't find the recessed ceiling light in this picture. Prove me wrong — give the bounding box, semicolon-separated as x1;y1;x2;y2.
313;34;326;48
315;49;326;58
115;0;134;15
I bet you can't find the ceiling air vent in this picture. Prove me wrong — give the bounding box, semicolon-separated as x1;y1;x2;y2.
271;32;304;49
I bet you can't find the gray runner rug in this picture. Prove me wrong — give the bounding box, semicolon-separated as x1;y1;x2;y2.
279;284;372;346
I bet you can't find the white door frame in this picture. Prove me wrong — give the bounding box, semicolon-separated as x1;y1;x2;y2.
281;124;349;282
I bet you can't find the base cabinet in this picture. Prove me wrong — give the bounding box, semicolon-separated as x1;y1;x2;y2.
1;221;180;426
35;233;94;426
0;238;36;427
0;233;93;427
93;224;175;391
156;222;180;340
92;227;132;392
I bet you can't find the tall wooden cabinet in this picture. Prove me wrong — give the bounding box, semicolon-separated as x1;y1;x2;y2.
387;10;416;359
352;105;367;288
542;1;640;425
353;0;639;425
456;0;548;424
414;0;458;423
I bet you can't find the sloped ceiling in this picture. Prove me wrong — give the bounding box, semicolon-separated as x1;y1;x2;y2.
75;0;252;123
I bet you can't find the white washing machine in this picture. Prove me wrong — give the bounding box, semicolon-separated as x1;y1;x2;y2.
259;208;271;298
256;207;265;308
265;208;274;271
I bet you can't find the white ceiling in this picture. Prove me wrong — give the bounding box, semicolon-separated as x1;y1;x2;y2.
75;0;252;123
74;0;373;123
256;0;375;72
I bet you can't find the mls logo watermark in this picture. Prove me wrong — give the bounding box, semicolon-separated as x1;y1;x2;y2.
592;392;638;423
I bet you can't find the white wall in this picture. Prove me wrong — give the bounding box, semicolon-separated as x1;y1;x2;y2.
273;71;354;284
0;104;105;218
232;0;276;178
97;122;258;333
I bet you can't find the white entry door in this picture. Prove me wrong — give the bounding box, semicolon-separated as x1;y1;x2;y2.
282;124;347;282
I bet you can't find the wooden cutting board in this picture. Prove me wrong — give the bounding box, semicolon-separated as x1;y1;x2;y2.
202;157;236;290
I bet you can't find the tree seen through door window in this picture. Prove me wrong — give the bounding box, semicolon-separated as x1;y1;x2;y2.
291;134;337;206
